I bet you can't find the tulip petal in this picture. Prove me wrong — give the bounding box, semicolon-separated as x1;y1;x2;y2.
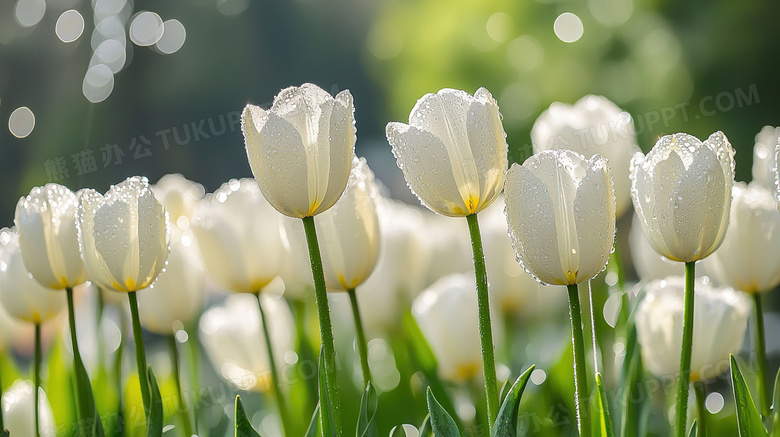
572;155;615;282
134;185;168;289
79;189;123;291
466;88;508;213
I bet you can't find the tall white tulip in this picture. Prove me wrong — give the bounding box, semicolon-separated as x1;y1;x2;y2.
242;83;356;218
138;228;205;334
15;184;87;289
191;179;285;294
636;277;749;381
1;380;56;437
316;157;380;291
751;126;780;190
152;174;205;230
199;293;295;391
0;228;66;324
532;95;640;216
630;132;734;263
386;87;508;217
504;149;616;286
412;273;502;382
78;176;170;293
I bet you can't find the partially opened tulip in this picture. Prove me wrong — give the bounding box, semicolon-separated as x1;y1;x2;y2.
77;175;169;420
504;148;615;435
412;273;502;383
242;83;356;433
706;182;780;415
152;173;205;230
630;131;735;436
387;87;508;428
532;95;640;217
15;183;101;432
0;227;65;436
751;126;780;190
1;380;56;437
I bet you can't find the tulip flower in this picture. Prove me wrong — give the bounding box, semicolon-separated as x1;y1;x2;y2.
78;175;169;420
191;178;284;294
152;173;205;230
750;126;780;190
532;95;641;217
412;273;502;382
705;182;780;415
504;148;615;435
200;293;295;392
1;380;56;437
243;83;356;433
387;87;508;428
630;131;735;436
636;276;749;381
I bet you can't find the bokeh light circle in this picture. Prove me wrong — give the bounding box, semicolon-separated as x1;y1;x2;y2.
155;19;186;54
82;64;115;103
8;107;35;138
554;12;584;43
129;11;164;47
14;0;46;28
55;10;85;43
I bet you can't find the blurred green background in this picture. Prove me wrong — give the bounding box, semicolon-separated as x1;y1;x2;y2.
1;0;778;218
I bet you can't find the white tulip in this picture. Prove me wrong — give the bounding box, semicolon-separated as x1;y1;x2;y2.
0;228;66;323
77;176;170;293
152;173;205;230
629;213;683;282
138;227;205;333
199;293;295;392
635;276;750;381
0;301;20;353
706;182;780;294
750;126;780;189
504;149;616;286
532;95;641;216
386;88;508;217
630;132;734;263
242;83;356;218
316;157;380;291
480;198;567;315
191;179;285;294
15;183;87;289
412;273;502;382
1;380;56;436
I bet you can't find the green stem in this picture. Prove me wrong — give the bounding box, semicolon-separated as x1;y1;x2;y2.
256;292;291;437
567;283;591;437
301;216;343;435
66;288;87;426
694;382;707;437
0;356;4;433
168;335;194;437
347;288;371;387
675;262;696;437
752;293;770;417
466;213;499;431
186;327;200;435
127;291;151;420
34;323;41;437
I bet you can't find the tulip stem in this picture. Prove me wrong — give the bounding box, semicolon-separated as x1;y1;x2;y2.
752;293;770;417
0;358;4;433
66;287;90;429
127;291;151;420
675;262;696;437
187;327;201;434
466;213;499;432
256;292;291;437
34;322;41;437
347;288;371;387
168;334;194;437
694;381;707;437
567;284;591;437
301;215;343;435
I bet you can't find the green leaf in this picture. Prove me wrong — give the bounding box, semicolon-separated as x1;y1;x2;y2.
390;425;407;437
592;373;615;437
146;367;163;437
426;387;460;437
357;383;378;437
492;365;535;437
498;379;512;405
234;395;262;437
419;415;432;437
305;404;320;437
620;319;644;437
73;351;106;437
318;348;336;437
772;368;780;437
730;355;768;437
402;312;438;372
688;421;698;437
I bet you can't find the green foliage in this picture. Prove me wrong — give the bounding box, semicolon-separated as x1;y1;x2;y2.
146;367;163;437
730;355;768;437
426;387;460;437
772;368;780;437
620;320;644;437
492;365;535;436
689;421;698;437
357;383;378;437
234;395;262;437
305;405;320;437
593;373;615;437
419;415;432;437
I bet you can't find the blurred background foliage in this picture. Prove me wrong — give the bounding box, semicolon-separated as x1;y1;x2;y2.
1;0;779;221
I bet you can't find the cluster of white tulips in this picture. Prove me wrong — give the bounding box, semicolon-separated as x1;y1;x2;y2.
0;83;778;437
